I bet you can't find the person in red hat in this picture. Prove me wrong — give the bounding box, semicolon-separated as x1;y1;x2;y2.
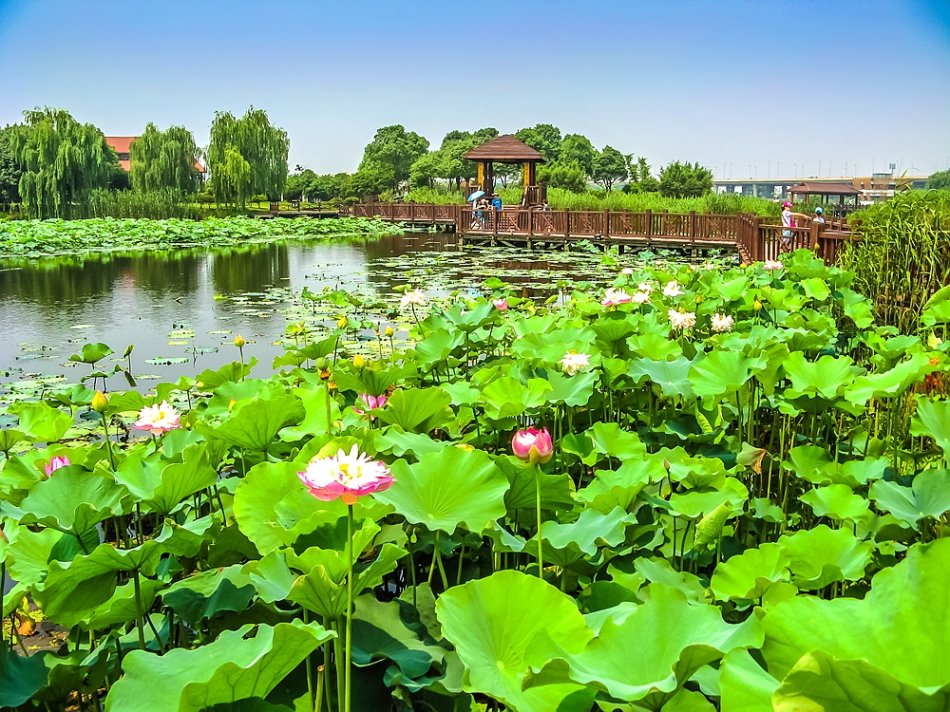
781;201;808;246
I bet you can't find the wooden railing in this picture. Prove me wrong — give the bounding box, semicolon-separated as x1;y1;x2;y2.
346;203;856;262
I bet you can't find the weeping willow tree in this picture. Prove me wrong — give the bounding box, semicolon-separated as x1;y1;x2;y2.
129;123;200;194
207;108;289;206
11;108;117;218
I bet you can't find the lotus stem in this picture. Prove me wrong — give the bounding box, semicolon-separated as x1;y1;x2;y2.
535;467;544;578
132;569;146;650
344;504;354;712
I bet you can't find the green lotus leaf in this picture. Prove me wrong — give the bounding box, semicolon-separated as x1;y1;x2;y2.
762;539;950;688
773;650;950;712
577;457;666;513
719;650;780;712
869;470;950;530
846;353;934;405
799;277;831;302
0;428;26;453
634;558;707;603
587;421;648;460
669;476;748;519
783;352;857;400
713;275;750;302
785;447;888;487
210;394;305;451
233;460;345;556
68;341;113;365
375;387;454;433
479;377;554;420
9;467;128;536
114;444;217;515
910;399;950;459
920;283;950;327
560;432;598;466
627;332;682;360
277;384;341;442
628;357;695;398
544;370;598;407
688;350;760;399
801;484;873;522
9;401;73;443
79;578;163;632
777;525;872;590
710;543;790;601
0;646;49;708
592;311;638;343
436;570;595;712
525;585;762;703
161;564;255;625
839;287;875;328
540;506;632;558
500;459;575;513
369;427;445;458
104;621;334;712
511;326;597;365
1;523;62;588
412;328;464;366
376;445;509;534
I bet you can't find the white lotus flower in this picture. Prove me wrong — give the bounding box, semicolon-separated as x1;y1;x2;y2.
399;289;426;308
763;259;784;271
663;281;683;297
668;308;696;331
711;313;735;333
560;350;591;375
631;290;650;304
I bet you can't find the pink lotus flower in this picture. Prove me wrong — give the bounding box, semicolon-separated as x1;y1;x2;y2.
354;393;388;420
44;455;71;476
134;401;181;435
602;288;633;307
297;444;394;505
493;298;509;311
763;259;784;271
511;427;554;466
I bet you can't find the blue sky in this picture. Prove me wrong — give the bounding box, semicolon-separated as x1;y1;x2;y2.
1;0;948;178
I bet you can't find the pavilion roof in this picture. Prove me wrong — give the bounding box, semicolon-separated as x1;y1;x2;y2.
464;135;545;163
789;181;859;195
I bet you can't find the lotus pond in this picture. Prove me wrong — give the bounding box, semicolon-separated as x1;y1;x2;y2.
2;247;950;711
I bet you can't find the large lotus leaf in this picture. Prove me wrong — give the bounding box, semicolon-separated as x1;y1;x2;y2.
525;585;762;703
628;357;695;398
115;444;217;515
369;427;444;458
920;283;950;327
785;447;888;487
210;394;305;451
592;310;638;344
511;325;598;364
669;476;748;519
710;543;791;602
82;578;164;631
839;287;875;328
544;370;598;407
627;332;682;360
846;353;934;405
772;650;950;712
9;467;128;536
162;565;256;625
104;621;334;712
375;387;454;433
277;384;342;442
351;594;448;682
577;457;666;513
68;341;113;365
688;350;760;399
9;401;73;443
799;277;831;302
499;458;575;512
436;570;595;712
1;523;61;587
376;446;509;534
633;558;707;603
479;377;554;420
762;539;950;688
540;506;632;558
869;469;950;530
910;398;950;459
782;352;856;400
719;650;780;712
777;526;871;590
0;646;49;708
661;447;731;488
34;541;166;627
412;328;464;366
800;484;873;522
585;422;647;461
233;461;345;555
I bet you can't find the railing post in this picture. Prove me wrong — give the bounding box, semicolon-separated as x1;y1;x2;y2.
528;209;535;236
645;210;652;242
493;207;498;239
410;202;415;222
604;209;610;240
564;209;571;239
689;211;696;243
752;216;761;262
431;203;436;223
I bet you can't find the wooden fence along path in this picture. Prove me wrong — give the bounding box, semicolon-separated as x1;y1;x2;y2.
346;203;855;263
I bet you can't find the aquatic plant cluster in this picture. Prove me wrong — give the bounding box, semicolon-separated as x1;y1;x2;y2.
1;250;949;710
0;216;400;257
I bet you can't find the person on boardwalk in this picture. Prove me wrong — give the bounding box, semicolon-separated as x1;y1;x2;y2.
813;206;825;225
781;201;809;246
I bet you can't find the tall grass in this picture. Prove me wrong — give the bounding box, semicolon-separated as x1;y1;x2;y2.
84;189;198;219
405;185;778;216
838;190;950;332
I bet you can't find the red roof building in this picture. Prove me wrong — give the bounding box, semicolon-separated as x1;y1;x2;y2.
105;136;206;174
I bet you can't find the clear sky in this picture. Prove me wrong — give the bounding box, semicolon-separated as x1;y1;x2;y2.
1;0;948;179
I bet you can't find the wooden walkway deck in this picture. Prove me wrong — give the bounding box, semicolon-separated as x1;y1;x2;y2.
345;203;856;264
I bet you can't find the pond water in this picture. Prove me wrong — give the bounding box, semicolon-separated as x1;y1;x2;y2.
0;233;732;403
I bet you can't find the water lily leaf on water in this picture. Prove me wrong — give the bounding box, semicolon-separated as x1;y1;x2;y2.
772;649;950;712
377;446;509;535
525;584;762;703
103;621;334;712
869;469;950;530
436;570;595;712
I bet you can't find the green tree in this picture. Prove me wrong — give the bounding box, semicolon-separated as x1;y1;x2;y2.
351;161;394;199
215;147;251;207
559;134;595;176
11;108;117;218
129;123;201;194
538;162;587;192
207;107;289;205
359;125;429;192
658;161;713;198
0;124;22;207
928;169;950;190
515;123;562;162
591;145;628;192
409;151;441;188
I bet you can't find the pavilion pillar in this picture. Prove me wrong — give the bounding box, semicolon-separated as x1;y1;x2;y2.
477;162;485;192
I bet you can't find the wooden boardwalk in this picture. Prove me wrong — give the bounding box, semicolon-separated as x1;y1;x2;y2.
346;203;856;263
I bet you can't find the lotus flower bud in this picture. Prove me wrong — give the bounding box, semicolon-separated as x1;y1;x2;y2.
384;326;395;337
353;354;366;369
511;427;554;466
234;334;246;348
91;391;109;413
